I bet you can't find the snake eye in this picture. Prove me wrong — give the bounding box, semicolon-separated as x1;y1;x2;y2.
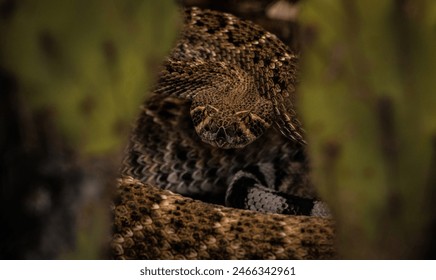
243;114;251;123
205;105;219;116
235;111;250;123
190;107;205;127
245;114;267;138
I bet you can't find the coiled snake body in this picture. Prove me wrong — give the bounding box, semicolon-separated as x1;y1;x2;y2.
111;7;335;259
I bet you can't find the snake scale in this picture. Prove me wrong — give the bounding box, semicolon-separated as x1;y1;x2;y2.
111;7;335;259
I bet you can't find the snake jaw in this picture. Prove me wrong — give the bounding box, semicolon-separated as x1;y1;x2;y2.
190;106;270;149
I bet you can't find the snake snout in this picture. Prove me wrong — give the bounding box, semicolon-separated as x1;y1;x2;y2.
211;123;249;149
215;127;227;148
190;103;270;149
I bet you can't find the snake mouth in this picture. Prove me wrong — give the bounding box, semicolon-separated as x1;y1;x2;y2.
192;114;267;149
198;124;251;149
190;104;271;149
215;126;251;149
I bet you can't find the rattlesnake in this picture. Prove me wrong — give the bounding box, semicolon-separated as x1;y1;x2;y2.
111;7;335;259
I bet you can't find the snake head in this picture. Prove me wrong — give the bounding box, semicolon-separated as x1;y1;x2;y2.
190;96;273;149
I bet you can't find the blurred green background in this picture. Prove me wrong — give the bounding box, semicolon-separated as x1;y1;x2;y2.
0;0;179;259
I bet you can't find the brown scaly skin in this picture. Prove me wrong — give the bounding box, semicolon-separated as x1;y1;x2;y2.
112;177;335;259
112;7;336;259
